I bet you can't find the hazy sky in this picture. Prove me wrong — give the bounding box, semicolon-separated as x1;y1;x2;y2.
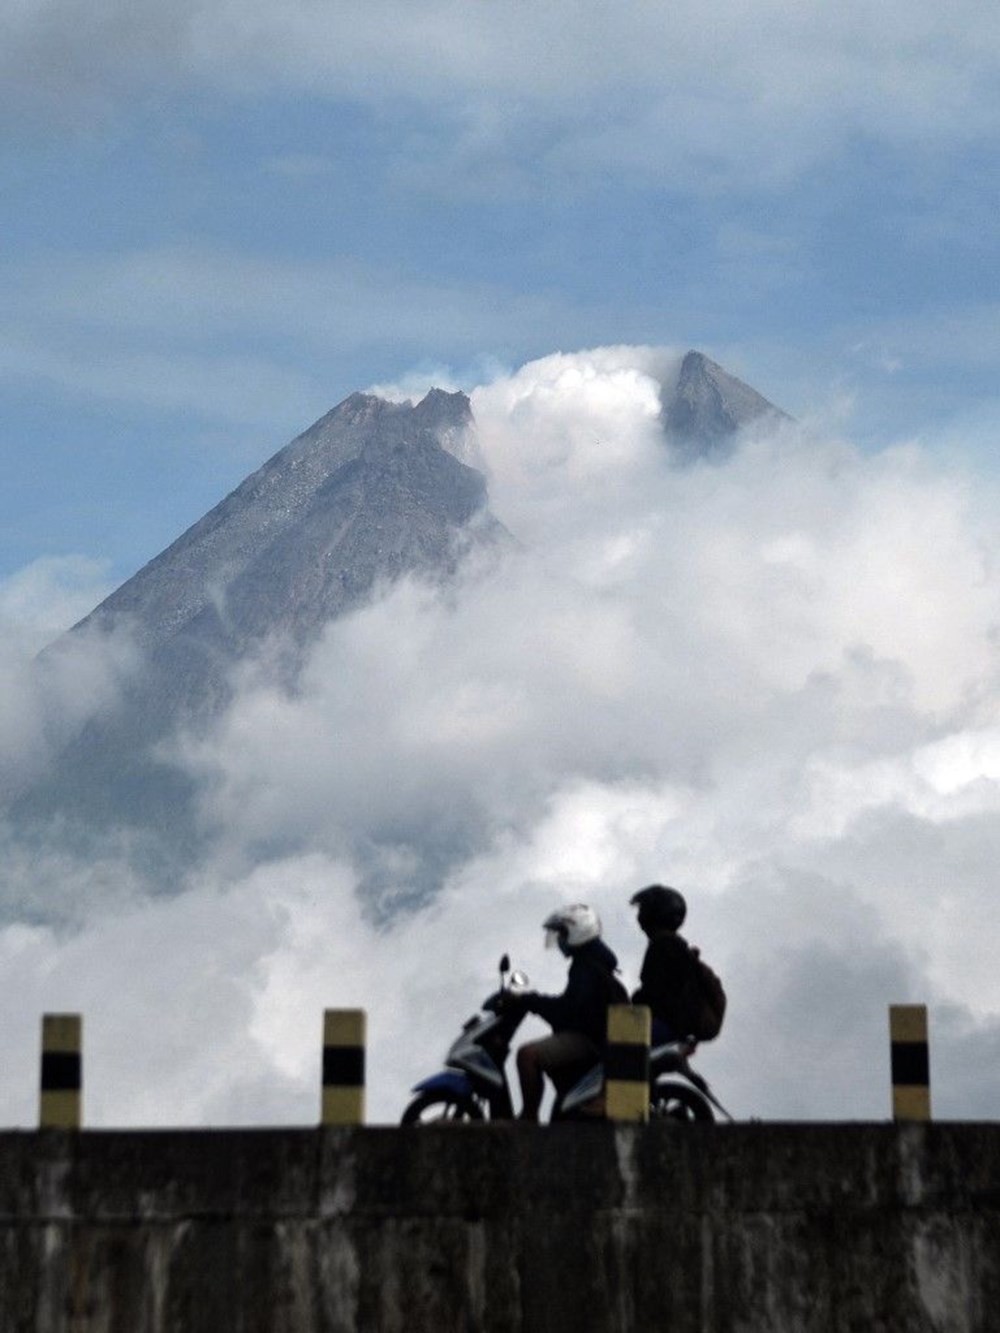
2;4;1000;1126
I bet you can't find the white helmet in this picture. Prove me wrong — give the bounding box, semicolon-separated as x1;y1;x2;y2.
543;903;602;951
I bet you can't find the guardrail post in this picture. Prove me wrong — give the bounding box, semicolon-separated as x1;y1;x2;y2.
606;1004;650;1123
889;1004;930;1121
40;1013;82;1129
322;1009;366;1126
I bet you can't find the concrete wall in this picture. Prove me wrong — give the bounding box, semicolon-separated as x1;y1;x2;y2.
1;1123;998;1332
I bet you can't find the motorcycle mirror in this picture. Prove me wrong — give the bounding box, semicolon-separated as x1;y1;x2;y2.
499;954;510;976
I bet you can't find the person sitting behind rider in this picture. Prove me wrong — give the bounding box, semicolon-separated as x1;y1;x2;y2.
514;903;622;1123
630;884;695;1044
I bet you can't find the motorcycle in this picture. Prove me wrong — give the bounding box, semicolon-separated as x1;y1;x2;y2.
400;954;729;1125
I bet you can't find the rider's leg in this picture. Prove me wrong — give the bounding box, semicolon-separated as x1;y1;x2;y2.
517;1032;598;1121
516;1042;546;1122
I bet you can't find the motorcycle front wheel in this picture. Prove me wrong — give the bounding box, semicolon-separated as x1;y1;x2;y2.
400;1091;485;1125
650;1080;714;1123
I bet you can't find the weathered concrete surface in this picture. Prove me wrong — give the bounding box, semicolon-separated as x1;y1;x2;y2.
0;1123;998;1332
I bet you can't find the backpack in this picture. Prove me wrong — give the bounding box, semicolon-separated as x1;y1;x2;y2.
684;946;727;1041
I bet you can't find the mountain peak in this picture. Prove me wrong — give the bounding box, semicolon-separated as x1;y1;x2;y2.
339;389;384;411
664;350;788;459
324;388;473;452
415;386;471;416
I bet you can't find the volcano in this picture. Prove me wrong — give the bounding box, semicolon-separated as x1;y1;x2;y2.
14;353;785;852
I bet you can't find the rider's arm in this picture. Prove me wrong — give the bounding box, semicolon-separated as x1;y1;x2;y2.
524;959;598;1034
523;990;570;1028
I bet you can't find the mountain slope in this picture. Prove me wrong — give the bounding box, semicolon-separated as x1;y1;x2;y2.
79;389;492;653
18;389;506;840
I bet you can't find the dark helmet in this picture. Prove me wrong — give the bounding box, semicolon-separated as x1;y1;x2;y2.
630;884;686;933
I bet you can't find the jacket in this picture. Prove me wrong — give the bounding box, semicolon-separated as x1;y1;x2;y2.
631;928;698;1033
527;938;623;1047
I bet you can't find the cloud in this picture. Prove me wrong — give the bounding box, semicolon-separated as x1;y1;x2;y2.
0;557;137;803
5;344;1000;1126
6;2;1000;188
0;555;113;653
0;628;138;806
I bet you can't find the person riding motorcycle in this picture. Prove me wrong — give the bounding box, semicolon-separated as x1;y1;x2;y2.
629;883;697;1042
513;904;624;1122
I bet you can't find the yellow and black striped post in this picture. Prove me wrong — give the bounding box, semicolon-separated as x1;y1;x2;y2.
605;1004;651;1123
890;1004;931;1122
322;1009;366;1126
39;1013;82;1129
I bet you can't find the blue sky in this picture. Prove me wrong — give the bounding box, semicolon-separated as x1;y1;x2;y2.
3;0;1000;604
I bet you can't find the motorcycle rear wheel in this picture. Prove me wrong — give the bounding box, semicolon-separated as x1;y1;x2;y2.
650;1080;714;1123
401;1091;485;1125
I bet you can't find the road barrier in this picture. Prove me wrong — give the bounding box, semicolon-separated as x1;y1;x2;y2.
39;1013;82;1130
605;1004;651;1122
23;1003;937;1129
889;1004;930;1121
322;1009;367;1125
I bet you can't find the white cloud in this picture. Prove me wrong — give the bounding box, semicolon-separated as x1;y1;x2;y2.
5;344;1000;1126
0;629;138;802
6;2;1000;187
0;555;113;652
0;558;137;801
